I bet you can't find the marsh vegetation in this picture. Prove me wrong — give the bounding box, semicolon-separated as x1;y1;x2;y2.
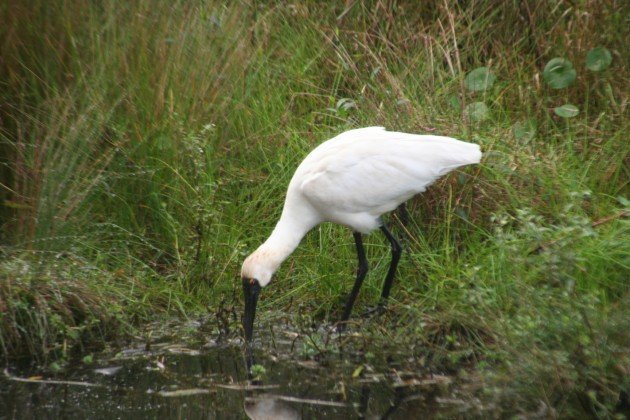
0;1;628;417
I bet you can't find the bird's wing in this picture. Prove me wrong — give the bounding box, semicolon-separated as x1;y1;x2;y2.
298;150;445;215
295;129;481;216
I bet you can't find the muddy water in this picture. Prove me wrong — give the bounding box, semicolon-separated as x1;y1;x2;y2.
0;318;485;419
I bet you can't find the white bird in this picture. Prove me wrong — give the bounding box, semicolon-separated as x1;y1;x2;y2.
241;126;482;342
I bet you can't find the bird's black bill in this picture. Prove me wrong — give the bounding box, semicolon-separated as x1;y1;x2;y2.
242;279;261;343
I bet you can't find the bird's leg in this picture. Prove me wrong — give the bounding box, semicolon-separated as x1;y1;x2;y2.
362;223;404;318
397;202;410;227
379;224;402;303
339;232;369;326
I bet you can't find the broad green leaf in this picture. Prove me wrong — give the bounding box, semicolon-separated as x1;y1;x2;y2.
586;47;612;72
448;94;461;110
465;67;496;92
49;362;63;372
512;119;537;142
554;104;579;118
543;58;576;89
465;101;489;122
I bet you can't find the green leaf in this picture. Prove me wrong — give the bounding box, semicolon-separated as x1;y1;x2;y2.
543;58;576;89
455;207;469;221
586;47;612;72
512;119;537;142
465;67;496;92
250;363;266;377
457;172;468;185
465;101;489;122
49;361;63;372
352;365;364;378
554;104;579;118
448;94;460;110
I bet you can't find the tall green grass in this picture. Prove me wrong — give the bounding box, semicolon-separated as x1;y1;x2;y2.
1;1;628;415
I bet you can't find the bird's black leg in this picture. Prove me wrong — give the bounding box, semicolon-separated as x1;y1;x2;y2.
340;232;369;324
397;202;410;227
379;225;402;302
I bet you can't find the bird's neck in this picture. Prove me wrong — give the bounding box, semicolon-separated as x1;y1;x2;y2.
255;208;319;276
260;217;307;265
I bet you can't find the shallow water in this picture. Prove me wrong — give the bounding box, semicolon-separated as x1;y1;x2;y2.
0;318;485;419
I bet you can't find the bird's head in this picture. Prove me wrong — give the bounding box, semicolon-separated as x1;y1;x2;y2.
241;250;276;288
240;249;280;343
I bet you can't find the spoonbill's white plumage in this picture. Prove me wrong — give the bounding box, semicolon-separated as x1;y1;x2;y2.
242;126;481;341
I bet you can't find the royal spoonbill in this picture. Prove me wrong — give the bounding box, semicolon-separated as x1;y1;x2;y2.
241;126;481;342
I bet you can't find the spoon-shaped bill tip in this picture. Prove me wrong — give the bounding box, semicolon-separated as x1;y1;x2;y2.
242;278;261;343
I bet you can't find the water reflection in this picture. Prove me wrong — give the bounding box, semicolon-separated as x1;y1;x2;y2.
238;349;443;420
244;395;300;420
0;332;476;418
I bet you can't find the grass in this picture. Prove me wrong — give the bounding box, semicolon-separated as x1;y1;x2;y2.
0;0;628;416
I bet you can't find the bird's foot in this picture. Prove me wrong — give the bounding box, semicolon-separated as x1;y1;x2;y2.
333;321;348;334
334;317;363;334
362;303;387;318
